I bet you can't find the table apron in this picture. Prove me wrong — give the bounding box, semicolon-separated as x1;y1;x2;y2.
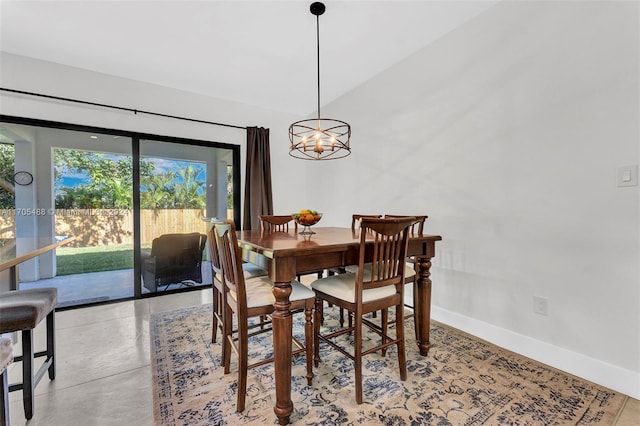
294;251;345;275
240;241;435;282
409;240;436;259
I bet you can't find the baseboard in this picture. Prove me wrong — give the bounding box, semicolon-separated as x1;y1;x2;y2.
431;306;640;400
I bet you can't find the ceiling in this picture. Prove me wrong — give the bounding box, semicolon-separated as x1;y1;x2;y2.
0;0;498;116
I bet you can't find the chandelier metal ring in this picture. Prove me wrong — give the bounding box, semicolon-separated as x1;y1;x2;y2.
289;118;351;160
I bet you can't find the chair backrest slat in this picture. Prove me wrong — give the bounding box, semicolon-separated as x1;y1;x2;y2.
357;217;414;293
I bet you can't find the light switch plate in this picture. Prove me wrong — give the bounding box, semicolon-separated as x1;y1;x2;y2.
617;165;638;187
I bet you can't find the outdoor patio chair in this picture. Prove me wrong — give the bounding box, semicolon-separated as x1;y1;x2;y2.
141;232;207;292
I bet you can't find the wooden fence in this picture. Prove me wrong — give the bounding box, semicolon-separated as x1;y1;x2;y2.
0;209;213;247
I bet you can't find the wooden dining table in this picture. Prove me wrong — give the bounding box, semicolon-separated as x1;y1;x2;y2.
236;226;442;425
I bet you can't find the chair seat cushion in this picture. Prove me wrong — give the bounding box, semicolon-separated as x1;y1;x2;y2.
242;263;268;279
311;272;396;303
230;277;314;308
0;288;58;334
213;264;267;289
344;263;416;278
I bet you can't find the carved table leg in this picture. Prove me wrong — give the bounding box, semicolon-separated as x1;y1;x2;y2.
272;281;293;425
414;256;433;356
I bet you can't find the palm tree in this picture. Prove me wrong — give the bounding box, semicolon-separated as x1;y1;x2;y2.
140;172;176;209
173;165;205;209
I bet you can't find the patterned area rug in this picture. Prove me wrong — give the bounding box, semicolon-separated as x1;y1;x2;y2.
150;304;627;425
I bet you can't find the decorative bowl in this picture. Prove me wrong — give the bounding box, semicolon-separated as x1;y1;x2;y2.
292;211;322;234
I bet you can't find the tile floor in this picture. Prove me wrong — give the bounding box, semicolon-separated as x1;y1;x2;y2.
5;288;212;425
4;287;640;425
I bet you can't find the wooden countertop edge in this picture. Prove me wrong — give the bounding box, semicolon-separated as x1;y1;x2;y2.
0;235;78;272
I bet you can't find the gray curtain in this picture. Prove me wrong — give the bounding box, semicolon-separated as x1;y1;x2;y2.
243;127;273;230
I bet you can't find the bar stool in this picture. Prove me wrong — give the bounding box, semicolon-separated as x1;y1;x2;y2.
0;288;58;420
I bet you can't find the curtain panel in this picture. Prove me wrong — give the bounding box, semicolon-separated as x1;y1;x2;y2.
243;126;273;230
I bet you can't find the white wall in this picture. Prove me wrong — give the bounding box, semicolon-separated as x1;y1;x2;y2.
302;1;640;398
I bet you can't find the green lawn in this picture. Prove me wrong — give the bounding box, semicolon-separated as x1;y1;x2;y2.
56;244;144;276
55;243;209;276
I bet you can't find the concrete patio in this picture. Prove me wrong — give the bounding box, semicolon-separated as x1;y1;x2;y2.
19;262;213;308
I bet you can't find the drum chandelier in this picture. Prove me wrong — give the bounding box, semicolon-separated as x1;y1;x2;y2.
289;2;351;160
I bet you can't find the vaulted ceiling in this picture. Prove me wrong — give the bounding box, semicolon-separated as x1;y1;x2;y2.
0;1;498;116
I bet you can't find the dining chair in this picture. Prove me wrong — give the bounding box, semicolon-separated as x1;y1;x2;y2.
345;215;427;335
345;215;423;279
351;214;383;231
311;216;414;404
327;214;382;326
258;214;297;233
383;215;427;335
214;220;315;413
328;214;381;272
380;215;427;288
207;221;267;346
258;214;324;281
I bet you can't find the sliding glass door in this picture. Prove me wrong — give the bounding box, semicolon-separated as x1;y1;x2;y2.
139;138;235;294
0;116;240;307
0;122;134;306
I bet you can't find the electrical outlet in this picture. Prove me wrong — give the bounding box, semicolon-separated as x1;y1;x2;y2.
533;296;549;316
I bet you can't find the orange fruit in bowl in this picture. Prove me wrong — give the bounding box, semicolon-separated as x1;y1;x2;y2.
293;210;321;226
